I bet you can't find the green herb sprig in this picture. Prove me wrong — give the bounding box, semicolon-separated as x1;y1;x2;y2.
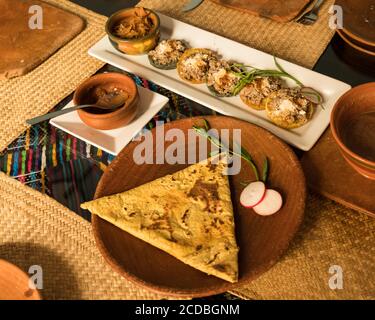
239;157;269;187
232;57;304;96
193;119;260;181
231;57;325;110
262;157;269;183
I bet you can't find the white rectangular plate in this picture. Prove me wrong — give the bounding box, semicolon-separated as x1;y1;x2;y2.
88;13;351;151
50;86;169;156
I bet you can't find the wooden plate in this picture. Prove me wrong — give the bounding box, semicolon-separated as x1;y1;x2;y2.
92;116;306;297
0;260;41;300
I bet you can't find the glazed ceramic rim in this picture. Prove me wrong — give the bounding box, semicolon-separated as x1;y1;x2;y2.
330;82;375;169
73;73;138;120
337;30;375;57
105;7;160;43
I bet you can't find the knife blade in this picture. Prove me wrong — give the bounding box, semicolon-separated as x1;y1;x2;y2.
182;0;204;12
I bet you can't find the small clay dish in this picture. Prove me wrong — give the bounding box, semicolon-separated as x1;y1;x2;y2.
330;83;375;180
0;260;41;300
74;73;139;130
106;7;160;55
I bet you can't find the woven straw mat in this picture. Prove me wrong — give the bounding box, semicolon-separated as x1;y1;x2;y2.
0;172;180;300
229;192;375;300
0;0;106;152
138;0;335;70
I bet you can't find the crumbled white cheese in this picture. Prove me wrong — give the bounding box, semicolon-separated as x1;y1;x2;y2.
183;54;208;68
274;96;309;120
278;99;297;112
155;41;169;53
184;56;199;67
149;40;186;66
213;68;227;84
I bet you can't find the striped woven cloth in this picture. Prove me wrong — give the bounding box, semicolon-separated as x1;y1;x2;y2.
0;65;214;219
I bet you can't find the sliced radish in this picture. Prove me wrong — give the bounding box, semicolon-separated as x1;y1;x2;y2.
240;181;266;208
253;189;283;216
300;87;324;105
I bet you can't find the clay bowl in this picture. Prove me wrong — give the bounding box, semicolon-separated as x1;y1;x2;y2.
330;83;375;180
92;116;306;298
0;260;41;300
333;0;375;73
332;33;375;75
106;7;160;55
336;0;375;50
74;73;139;131
337;29;375;57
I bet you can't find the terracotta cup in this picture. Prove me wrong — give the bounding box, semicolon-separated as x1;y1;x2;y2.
330;83;375;180
0;260;41;300
106;7;160;55
74;73;139;130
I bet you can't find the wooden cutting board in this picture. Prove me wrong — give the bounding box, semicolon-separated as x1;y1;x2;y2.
0;0;85;80
209;0;313;22
301;129;375;218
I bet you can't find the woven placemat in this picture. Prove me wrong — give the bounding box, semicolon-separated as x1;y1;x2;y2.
0;172;177;300
229;193;375;300
0;0;106;152
138;0;335;69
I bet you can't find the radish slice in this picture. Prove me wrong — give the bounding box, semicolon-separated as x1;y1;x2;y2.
240;181;266;208
300;87;324;105
253;189;283;216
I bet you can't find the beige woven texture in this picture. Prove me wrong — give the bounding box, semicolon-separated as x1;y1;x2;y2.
0;0;106;152
0;172;174;300
138;0;335;69
230;193;375;300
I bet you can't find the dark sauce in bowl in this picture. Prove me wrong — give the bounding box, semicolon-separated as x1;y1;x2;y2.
83;84;129;115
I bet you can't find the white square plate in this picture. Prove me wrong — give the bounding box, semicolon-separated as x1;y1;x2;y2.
50;86;169;155
88;13;351;151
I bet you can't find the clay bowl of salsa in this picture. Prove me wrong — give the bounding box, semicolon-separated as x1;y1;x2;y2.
331;82;375;180
74;73;139;130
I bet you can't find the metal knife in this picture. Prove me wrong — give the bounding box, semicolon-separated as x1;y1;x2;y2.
182;0;204;12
